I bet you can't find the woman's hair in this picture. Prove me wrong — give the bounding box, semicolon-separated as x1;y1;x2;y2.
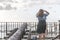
36;9;44;16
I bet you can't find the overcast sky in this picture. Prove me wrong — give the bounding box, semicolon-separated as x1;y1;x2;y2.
0;0;60;22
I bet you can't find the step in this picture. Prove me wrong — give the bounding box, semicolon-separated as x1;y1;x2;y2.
23;35;28;39
7;32;11;34
4;35;9;39
25;30;29;32
21;39;27;40
25;32;29;34
31;30;36;33
6;32;12;35
25;29;30;31
25;33;28;35
25;31;29;35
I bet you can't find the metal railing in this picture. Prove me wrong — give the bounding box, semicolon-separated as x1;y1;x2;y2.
8;23;27;40
27;22;59;35
0;22;26;40
0;21;59;40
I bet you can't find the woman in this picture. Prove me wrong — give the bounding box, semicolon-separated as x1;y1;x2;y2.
36;9;49;40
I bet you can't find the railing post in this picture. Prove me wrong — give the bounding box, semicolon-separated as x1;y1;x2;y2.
35;22;36;30
6;22;7;35
59;20;60;38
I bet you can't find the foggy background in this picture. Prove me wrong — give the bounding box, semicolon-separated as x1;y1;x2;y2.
0;0;60;22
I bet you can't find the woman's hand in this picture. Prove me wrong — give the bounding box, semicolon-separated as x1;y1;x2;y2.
44;10;49;14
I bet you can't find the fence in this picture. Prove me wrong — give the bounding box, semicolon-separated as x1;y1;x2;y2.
0;22;25;40
0;21;59;40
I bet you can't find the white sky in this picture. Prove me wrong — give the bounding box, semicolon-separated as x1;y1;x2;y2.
0;0;60;22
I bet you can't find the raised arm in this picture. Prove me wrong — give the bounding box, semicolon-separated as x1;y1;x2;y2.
44;10;49;14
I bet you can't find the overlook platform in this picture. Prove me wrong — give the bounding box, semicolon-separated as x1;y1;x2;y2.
0;21;60;40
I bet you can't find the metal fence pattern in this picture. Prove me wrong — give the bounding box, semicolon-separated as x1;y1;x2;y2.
0;22;24;39
0;22;59;40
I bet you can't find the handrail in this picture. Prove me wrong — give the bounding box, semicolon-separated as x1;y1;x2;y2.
0;22;59;40
52;35;60;40
8;23;27;40
4;28;18;39
52;20;60;40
